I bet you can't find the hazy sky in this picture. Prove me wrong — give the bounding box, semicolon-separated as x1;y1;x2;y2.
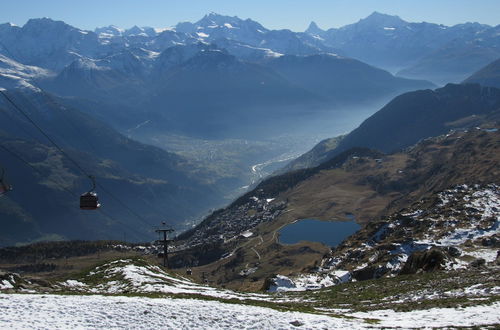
2;0;499;31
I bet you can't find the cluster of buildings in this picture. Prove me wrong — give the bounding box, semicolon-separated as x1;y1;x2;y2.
177;196;287;250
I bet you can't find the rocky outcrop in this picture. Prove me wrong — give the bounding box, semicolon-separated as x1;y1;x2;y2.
400;249;447;274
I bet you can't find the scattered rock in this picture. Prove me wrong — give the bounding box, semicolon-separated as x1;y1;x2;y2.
481;237;498;247
400;249;447;274
352;266;379;281
290;320;303;327
446;246;461;257
469;258;486;268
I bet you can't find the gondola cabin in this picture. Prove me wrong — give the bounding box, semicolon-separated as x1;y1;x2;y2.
0;168;12;196
0;182;12;196
80;191;100;210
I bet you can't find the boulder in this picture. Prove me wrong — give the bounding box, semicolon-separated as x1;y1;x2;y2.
400;249;447;274
469;258;486;268
446;246;462;257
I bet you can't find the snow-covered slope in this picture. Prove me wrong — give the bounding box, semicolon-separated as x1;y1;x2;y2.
1;257;499;328
0;18;103;70
0;54;51;90
57;259;270;301
0;293;498;329
0;294;360;329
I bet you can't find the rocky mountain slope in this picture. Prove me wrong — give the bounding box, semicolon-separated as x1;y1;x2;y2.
312;183;499;281
285;83;500;170
463;57;500;88
264;54;432;105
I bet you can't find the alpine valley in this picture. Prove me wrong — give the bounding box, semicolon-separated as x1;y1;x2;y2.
0;11;499;329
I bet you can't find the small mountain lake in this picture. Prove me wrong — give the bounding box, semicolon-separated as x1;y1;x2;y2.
278;218;360;247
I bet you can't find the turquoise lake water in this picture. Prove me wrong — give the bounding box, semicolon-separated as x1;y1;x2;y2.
279;218;360;247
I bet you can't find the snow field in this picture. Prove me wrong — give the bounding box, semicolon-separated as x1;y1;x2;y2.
349;302;500;328
0;293;498;329
0;294;359;329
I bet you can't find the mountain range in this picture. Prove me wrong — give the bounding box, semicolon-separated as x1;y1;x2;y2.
0;12;498;246
307;12;500;84
1;12;497;86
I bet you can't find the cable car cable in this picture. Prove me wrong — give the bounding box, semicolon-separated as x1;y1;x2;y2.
0;42;168;235
0;90;93;180
0;142;78;197
0;90;158;227
0;44;170;228
0;105;44;144
0;142;150;240
95;182;156;228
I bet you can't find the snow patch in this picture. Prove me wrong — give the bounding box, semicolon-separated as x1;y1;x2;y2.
0;279;14;289
61;260;273;301
268;271;351;292
0;294;363;329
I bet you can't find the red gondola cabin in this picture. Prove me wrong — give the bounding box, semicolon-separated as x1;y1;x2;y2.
80;191;100;210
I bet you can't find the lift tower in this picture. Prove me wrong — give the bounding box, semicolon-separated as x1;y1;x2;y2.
155;224;174;268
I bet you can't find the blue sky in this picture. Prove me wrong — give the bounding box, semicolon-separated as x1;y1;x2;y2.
2;0;499;31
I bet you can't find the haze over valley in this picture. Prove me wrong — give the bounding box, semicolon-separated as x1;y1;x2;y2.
1;4;500;328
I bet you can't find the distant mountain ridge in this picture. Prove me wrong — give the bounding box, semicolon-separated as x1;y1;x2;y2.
463;57;500;88
282;82;500;172
331;83;500;154
311;12;500;84
1;12;497;84
265;53;432;104
34;43;433;139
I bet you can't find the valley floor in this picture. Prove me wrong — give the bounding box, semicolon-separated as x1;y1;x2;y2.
0;293;499;329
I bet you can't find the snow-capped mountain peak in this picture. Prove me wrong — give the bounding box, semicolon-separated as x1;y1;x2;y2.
94;25;124;37
23;17;85;34
340;11;407;31
124;25;157;37
305;21;325;35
